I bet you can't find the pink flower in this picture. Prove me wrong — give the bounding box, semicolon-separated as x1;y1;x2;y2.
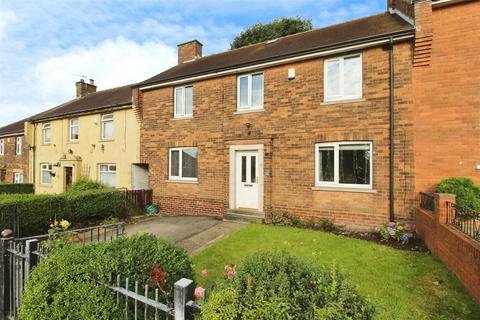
224;264;236;280
194;286;205;300
201;269;208;278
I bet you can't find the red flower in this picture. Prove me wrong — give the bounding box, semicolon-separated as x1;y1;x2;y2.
150;264;168;287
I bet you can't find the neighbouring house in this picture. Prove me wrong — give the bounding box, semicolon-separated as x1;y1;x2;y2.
0;119;30;184
23;79;146;194
412;0;480;192
133;8;417;230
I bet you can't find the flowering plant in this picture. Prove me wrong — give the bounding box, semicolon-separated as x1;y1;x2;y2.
379;221;412;244
46;219;72;250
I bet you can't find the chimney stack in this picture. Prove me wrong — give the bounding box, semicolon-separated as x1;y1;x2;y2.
75;78;97;98
177;40;203;64
388;0;414;23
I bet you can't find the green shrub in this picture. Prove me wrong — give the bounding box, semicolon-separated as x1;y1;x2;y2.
268;210;341;233
0;183;34;194
0;190;126;236
20;233;194;319
267;209;301;226
436;177;480;211
202;251;374;320
67;178;105;193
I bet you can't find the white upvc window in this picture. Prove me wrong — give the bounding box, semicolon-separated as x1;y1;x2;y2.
315;141;372;189
0;139;4;155
324;54;362;102
99;164;117;188
69;118;79;141
174;85;193;118
101;114;114;140
237;72;264;111
40;163;53;185
14;172;23;184
169;147;198;181
42;123;51;144
15;137;22;155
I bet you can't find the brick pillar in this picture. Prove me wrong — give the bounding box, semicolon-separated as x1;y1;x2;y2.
434;193;456;224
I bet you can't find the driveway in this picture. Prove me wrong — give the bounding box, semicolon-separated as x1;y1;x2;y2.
125;216;247;254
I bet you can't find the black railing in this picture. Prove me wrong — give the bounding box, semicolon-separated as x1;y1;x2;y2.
419;192;436;212
446;202;480;241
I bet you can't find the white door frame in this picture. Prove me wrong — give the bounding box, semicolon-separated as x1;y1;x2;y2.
229;144;264;212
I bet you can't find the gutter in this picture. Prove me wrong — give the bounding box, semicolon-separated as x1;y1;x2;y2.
389;37;395;222
138;31;414;91
0;132;24;138
432;0;473;8
30;103;132;123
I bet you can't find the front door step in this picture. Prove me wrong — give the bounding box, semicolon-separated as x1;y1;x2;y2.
224;210;264;223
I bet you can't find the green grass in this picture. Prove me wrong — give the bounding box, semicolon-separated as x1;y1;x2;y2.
192;224;479;320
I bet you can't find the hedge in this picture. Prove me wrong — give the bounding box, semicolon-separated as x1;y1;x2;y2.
19;233;194;319
0;183;34;194
436;177;480;212
0;190;126;236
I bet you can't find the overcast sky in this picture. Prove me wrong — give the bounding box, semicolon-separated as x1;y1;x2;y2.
0;0;386;127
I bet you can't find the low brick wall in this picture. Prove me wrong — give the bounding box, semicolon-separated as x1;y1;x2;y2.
416;194;480;303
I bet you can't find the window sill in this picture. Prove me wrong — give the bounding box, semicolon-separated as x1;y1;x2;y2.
67;141;79;145
39;184;53;188
234;108;265;115
99;139;114;142
172;116;193;120
321;98;365;105
165;180;198;184
312;186;377;194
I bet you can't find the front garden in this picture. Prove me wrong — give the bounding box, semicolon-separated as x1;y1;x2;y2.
192;224;480;320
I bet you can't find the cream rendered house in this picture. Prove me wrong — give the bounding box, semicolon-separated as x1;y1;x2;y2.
25;80;147;194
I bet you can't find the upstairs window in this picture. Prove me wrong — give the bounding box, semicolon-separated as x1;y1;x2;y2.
16;137;22;155
101;114;114;140
69;118;79;141
237;73;263;111
324;54;362;102
315;141;372;189
42;123;51;144
99;164;117;188
14;172;23;184
174;86;193;118
169;147;198;181
0;139;4;155
41;163;53;184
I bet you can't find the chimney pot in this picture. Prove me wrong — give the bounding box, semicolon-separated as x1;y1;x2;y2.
177;40;203;64
75;78;97;98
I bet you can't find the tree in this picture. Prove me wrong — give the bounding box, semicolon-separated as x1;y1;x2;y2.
231;17;313;49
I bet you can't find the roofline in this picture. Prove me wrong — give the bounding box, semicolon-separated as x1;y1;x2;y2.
432;0;473;8
30;103;132;123
0;131;24;138
139;30;414;91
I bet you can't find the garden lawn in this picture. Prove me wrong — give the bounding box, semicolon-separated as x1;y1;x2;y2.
192;224;480;320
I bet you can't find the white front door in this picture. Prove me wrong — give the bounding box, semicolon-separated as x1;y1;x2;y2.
235;150;259;210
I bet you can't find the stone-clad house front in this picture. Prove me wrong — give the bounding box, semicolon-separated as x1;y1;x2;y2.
0;119;30;184
134;11;417;230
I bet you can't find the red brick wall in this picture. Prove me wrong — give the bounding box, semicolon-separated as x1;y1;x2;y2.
141;42;416;231
0;134;29;183
416;195;480;303
413;1;480;193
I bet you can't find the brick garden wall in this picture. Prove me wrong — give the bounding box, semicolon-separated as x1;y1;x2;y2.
413;1;480;193
0;134;29;183
416;194;480;303
140;42;416;231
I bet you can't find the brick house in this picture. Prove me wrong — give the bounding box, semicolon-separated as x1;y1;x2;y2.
412;0;480;192
134;9;418;230
0;119;29;184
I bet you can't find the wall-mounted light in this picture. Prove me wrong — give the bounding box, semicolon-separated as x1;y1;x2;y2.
68;149;73;154
53;162;60;167
288;68;295;80
101;144;105;151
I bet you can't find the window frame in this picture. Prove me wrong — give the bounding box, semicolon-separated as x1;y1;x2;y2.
173;85;193;118
42;123;51;145
0;139;4;155
69;118;79;142
40;163;53;185
168;147;198;182
15;137;22;155
324;53;363;102
101;114;114;140
237;72;264;111
314;141;373;190
14;172;23;184
98;163;117;188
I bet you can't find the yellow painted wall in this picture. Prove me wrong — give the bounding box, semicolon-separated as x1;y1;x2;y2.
26;107;140;194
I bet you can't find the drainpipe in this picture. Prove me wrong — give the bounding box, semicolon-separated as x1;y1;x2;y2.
389;37;395;222
32;123;36;188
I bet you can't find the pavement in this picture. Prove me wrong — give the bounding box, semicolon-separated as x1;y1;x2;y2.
124;216;247;254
